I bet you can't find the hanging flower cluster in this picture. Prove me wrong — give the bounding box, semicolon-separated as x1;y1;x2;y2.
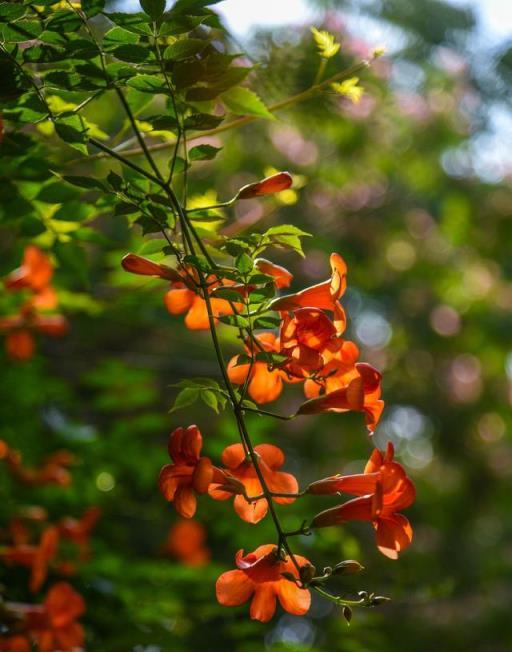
0;441;98;650
0;247;68;361
123;173;415;623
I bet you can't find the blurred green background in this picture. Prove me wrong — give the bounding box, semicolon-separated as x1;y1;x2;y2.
2;0;512;650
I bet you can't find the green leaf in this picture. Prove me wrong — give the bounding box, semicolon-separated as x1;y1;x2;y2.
184;113;223;131
262;225;312;257
235;253;253;274
126;75;167;93
148;115;179;131
163;39;208;61
220;87;274;119
200;389;219;413
169;387;199;412
140;0;165;20
55;115;89;154
104;27;139;49
218;314;249;328
62;176;106;191
189;144;222;161
37;183;79;204
138;239;166;255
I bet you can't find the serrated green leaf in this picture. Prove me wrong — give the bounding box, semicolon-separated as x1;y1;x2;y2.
221;87;273;119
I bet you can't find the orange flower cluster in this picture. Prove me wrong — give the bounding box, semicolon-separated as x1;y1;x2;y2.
1;247;68;361
229;252;384;433
158;425;298;524
122;247;382;433
0;507;101;592
122;174;415;622
0;582;85;652
0;440;74;487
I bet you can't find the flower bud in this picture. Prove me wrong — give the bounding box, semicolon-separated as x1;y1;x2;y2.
299;563;316;585
332;560;364;576
236;172;292;199
121;253;181;282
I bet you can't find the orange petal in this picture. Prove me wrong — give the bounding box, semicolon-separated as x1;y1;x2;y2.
311;495;373;528
221;444;246;469
375;514;413;559
192;457;214;494
233;492;267;524
329;253;347;301
158;465;180;501
249;584;277;622
254;258;293;289
164;287;194;315
248;364;283;404
227;356;250;385
255;444;285;470
268;472;298;504
184;296;211;330
6;330;34;361
277;578;311;616
174;486;197;518
216;569;254;606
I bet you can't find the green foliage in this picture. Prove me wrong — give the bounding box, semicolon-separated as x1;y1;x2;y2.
1;1;512;651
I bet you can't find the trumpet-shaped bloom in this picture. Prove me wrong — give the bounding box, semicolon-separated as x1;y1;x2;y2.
216;545;311;622
280;308;340;376
0;526;60;593
297;362;384;433
4;246;53;293
270;252;347;324
0;312;69;362
164;279;238;330
158;426;222;518
164;519;210;566
209;444;298;523
228;333;287;404
311;442;415;559
32;582;85;652
254;258;293;289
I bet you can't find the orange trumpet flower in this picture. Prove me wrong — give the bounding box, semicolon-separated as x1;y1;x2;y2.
297;362;384;433
270;252;347;326
209;443;298;524
227;332;288;404
158;425;223;518
30;582;85;652
4;246;53;294
311;443;415;559
216;545;311;622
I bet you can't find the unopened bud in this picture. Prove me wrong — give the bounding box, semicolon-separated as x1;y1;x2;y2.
342;605;352;624
333;560;364;576
299;563;316;585
236;172;292;200
372;46;386;59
